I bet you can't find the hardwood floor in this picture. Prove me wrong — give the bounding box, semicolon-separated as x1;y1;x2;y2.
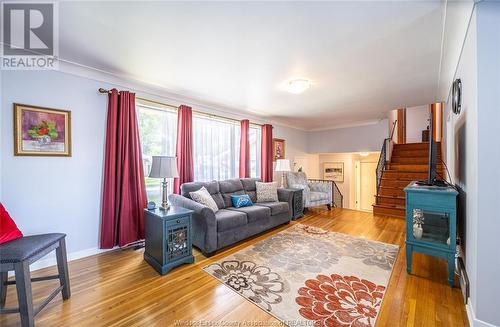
0;208;469;327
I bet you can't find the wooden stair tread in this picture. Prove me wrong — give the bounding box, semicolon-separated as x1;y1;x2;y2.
382;169;427;174
373;203;405;210
376;195;405;200
375;142;443;218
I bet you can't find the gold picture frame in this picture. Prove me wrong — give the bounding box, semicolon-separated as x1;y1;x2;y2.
273;138;285;161
14;103;72;156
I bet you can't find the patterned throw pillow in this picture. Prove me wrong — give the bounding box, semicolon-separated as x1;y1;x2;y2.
189;187;219;213
255;182;279;203
231;194;253;208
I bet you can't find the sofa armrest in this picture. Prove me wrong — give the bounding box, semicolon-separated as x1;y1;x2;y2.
277;188;294;219
168;194;217;254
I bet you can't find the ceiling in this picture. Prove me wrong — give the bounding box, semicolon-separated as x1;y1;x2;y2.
59;1;445;130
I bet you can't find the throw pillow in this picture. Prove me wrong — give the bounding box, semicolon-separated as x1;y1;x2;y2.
0;203;23;244
231;194;253;208
256;182;279;203
189;187;219;213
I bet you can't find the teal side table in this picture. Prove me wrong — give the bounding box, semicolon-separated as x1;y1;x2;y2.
144;206;194;275
404;182;458;286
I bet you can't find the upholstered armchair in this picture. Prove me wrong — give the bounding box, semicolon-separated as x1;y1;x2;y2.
285;172;333;210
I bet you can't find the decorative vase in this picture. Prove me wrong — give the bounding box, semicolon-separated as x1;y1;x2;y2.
413;223;423;239
37;135;52;145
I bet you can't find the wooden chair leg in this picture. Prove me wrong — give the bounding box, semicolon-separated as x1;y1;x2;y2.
0;272;7;308
56;238;71;300
14;261;34;327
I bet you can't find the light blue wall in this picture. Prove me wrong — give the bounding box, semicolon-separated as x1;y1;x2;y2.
475;2;500;325
1;69;311;265
1;70;109;257
307;119;389;153
444;2;500;325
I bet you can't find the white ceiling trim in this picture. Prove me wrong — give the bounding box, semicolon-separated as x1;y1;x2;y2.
306;119;384;132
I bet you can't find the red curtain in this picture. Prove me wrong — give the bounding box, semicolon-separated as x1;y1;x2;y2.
261;124;273;182
173;105;194;194
100;89;147;249
239;119;250;178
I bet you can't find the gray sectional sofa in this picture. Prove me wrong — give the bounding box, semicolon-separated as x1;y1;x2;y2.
168;178;293;256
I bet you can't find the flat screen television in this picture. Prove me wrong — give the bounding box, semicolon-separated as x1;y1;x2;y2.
416;107;445;187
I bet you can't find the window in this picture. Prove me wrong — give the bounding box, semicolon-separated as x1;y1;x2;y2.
138;100;262;197
249;126;261;178
137;102;177;203
193;115;241;181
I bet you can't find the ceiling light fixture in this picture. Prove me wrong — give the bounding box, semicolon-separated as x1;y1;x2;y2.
287;79;311;94
359;152;370;157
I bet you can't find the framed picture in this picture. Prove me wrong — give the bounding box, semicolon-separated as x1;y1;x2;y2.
14;103;72;156
323;162;344;182
273;138;285;161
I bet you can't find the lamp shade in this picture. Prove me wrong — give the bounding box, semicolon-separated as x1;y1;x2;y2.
149;156;178;178
275;159;291;172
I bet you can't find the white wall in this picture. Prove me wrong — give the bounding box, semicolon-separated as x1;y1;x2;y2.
307;119;388;154
1;68;310;270
387;109;398;143
405;105;429;143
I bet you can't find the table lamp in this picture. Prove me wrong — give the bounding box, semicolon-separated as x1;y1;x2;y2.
149;156;178;210
275;159;291;188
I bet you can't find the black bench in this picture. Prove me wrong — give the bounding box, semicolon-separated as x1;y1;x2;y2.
0;233;71;327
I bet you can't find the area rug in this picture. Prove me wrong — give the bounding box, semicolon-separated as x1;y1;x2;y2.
203;224;399;326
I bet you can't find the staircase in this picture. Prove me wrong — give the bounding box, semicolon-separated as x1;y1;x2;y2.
373;142;443;218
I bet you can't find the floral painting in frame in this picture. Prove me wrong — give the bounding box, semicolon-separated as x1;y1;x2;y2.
14;103;72;156
272;138;285;161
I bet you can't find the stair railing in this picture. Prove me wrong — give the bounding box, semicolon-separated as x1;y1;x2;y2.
332;181;343;208
376;120;397;204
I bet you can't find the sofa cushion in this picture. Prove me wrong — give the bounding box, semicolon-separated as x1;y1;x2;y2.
189;187;219;213
227;205;270;223
0;204;23;245
181;181;225;209
309;191;330;202
241;178;260;202
255;202;289;216
256;182;279;202
231;194;253;208
219;179;245;207
215;209;248;232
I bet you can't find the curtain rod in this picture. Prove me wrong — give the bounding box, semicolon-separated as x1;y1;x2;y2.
98;88;264;127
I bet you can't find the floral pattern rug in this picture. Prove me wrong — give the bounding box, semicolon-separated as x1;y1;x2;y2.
203;224;399;326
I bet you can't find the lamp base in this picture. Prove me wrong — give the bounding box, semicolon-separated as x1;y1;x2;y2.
280;172;286;188
160;178;170;210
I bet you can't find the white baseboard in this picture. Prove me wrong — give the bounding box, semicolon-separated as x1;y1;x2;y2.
8;246;114;277
466;303;499;327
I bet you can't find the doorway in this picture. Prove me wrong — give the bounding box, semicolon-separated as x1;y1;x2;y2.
355;161;377;212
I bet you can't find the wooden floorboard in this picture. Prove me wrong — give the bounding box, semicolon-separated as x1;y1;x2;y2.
0;208;469;326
